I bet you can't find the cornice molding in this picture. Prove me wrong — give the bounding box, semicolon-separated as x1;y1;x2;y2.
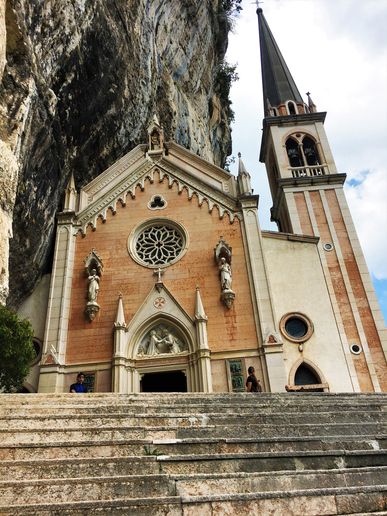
262;230;319;245
277;173;347;188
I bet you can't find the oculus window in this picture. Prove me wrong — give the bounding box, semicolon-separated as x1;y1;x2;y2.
280;313;313;343
128;218;188;268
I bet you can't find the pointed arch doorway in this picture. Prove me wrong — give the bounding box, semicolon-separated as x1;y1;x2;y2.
113;294;212;393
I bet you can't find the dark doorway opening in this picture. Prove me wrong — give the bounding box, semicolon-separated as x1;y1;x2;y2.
141;370;187;392
294;364;324;392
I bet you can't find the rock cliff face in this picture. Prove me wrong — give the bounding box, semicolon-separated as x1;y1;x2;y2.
0;0;232;307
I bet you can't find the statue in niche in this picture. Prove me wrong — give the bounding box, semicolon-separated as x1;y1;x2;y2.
84;249;103;322
219;257;232;291
214;238;235;309
150;130;161;150
139;326;185;357
87;269;100;302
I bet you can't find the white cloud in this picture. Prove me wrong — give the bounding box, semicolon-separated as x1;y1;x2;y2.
345;168;387;279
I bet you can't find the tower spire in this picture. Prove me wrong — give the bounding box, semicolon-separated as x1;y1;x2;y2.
257;8;305;116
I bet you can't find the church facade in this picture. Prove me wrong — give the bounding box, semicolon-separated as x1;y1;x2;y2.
21;9;386;394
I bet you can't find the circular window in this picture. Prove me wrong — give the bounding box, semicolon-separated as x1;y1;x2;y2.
128;218;188;268
323;243;334;252
350;343;362;355
280;313;313;343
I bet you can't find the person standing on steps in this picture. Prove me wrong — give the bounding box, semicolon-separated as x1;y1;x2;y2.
70;372;88;393
246;366;262;393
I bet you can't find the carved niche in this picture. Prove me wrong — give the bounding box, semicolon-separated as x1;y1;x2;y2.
137;325;187;357
214;238;235;309
84;249;103;321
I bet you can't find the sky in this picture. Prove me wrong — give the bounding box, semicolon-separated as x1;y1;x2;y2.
226;0;387;324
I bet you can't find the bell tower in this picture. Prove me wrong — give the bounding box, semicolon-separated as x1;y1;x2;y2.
257;8;387;392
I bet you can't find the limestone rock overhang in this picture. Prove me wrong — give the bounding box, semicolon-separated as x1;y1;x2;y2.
65;139;243;234
259;112;327;163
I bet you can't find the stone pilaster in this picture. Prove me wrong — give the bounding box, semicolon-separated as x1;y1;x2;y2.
195;287;212;392
239;196;288;392
112;295;128;393
38;212;76;392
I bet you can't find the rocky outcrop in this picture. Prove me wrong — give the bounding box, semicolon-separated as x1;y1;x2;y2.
0;0;232;307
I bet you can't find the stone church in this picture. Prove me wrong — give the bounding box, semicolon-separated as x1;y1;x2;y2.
20;8;386;395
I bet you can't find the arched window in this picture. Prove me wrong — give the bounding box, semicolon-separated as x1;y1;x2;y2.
295;363;321;385
286;138;303;167
287;101;297;115
302;136;320;166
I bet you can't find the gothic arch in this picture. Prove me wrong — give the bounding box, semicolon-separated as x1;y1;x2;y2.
288;358;328;390
112;284;212;393
127;313;195;360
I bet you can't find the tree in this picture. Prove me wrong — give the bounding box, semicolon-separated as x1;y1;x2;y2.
0;305;35;392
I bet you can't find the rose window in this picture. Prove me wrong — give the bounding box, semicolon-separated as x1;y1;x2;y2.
135;225;184;265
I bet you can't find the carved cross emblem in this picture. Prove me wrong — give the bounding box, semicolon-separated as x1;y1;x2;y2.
154;297;166;309
153;267;164;283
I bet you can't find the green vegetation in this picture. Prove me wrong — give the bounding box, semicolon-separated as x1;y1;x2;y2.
220;0;243;16
215;62;239;124
0;305;35;392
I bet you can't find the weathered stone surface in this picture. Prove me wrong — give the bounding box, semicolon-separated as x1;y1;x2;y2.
0;393;386;514
0;0;233;307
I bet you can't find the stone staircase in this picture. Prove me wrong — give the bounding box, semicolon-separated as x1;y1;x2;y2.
0;393;386;515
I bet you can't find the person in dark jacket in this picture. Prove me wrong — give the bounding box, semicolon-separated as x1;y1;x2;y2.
246;366;262;392
70;372;88;393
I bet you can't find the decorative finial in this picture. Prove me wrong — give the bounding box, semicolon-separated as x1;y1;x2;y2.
238;152;241;158
254;0;264;13
306;92;317;113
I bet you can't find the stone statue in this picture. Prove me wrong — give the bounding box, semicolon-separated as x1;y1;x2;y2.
214;239;235;309
139;326;184;356
147;330;162;355
87;269;100;302
162;328;181;354
219;257;232;291
150;130;160;150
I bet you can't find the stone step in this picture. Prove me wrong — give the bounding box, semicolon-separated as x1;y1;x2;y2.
13;402;380;412
176;421;387;439
0;392;386;407
173;466;387;497
0;393;387;413
1;489;386;516
1;435;385;461
179;485;387;516
1;422;385;445
1;410;383;429
1;450;385;481
0;456;160;481
158;450;387;476
0;472;385;515
0;474;175;505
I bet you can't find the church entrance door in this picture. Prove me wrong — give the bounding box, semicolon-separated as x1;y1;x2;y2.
141;370;187;392
141;371;187;392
